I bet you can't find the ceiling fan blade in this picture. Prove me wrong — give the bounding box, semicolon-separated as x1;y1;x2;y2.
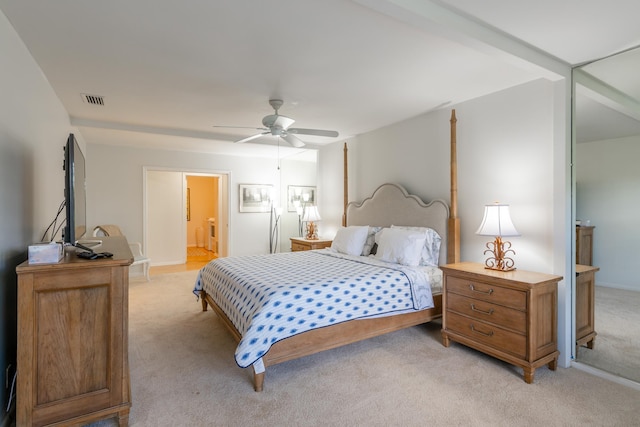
274;115;295;130
287;128;339;138
282;133;305;148
235;132;269;144
214;125;269;131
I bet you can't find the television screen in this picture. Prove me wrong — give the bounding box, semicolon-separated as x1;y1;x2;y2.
63;133;87;245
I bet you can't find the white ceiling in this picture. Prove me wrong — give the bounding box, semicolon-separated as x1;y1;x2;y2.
2;0;640;156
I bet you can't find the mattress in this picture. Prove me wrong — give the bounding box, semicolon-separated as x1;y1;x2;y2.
194;249;442;369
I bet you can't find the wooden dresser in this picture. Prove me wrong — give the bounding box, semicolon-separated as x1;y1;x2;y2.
575;264;599;355
290;237;332;252
576;225;595;266
16;237;133;427
440;262;562;384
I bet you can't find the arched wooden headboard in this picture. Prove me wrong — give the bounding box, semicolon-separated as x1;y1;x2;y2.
342;109;460;264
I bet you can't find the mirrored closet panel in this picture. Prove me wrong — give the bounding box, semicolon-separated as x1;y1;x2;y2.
573;46;640;383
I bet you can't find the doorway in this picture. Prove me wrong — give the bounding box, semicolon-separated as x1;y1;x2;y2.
145;169;229;274
186;175;219;263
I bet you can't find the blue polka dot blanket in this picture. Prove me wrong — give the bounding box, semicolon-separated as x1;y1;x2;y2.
193;249;439;371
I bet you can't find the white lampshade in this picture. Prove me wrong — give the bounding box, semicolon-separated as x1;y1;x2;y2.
476;204;520;237
302;205;321;222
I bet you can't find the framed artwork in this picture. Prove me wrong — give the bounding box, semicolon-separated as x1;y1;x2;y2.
287;185;316;212
186;188;191;221
239;184;273;213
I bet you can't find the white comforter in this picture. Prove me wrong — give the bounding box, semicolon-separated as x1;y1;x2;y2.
193;249;440;371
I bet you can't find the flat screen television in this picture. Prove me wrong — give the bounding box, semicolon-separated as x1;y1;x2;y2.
63;133;87;245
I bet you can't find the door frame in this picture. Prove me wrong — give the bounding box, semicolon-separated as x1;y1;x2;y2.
143;166;230;265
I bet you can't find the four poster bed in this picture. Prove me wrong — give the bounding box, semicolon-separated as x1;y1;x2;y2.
195;110;461;391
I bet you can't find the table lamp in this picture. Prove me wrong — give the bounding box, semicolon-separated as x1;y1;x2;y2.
302;206;321;240
476;203;520;271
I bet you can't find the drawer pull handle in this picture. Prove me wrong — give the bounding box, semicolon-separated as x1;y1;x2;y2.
470;304;494;315
470;324;494;337
469;284;493;295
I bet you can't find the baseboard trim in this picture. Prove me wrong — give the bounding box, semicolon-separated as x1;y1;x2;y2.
572;361;640;391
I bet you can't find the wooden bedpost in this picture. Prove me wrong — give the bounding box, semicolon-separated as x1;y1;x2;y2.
342;142;348;227
448;110;461;264
254;371;265;392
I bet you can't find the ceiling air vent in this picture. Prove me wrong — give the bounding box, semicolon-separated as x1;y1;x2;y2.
81;93;105;106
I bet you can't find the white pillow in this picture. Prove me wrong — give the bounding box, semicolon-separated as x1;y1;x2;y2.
391;225;442;267
331;226;370;256
361;226;382;256
374;228;427;267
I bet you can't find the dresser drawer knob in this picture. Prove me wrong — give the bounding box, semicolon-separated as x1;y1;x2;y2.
469;284;493;295
470;304;494;315
470;324;494;337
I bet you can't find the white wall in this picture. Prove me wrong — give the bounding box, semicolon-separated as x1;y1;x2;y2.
0;10;74;420
319;78;572;365
146;170;186;265
278;154;318;249
86;143;316;258
321;79;563;270
577;134;640;291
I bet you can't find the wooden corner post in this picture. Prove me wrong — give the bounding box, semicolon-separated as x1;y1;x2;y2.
342;142;348;227
448;110;461;264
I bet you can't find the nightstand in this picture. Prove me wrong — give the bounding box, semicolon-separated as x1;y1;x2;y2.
290;237;333;252
440;262;562;384
575;264;599;355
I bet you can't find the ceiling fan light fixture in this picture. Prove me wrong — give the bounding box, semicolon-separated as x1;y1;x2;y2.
223;99;339;148
263;114;295;130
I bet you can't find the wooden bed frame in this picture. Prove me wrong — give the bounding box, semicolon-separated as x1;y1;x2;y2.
200;110;460;391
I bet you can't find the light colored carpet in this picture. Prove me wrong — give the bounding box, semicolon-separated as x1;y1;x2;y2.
92;270;640;426
575;286;640;382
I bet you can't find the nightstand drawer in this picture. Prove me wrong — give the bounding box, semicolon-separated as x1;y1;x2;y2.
446;276;526;311
291;242;308;252
447;293;526;334
446;311;526;359
290;238;333;252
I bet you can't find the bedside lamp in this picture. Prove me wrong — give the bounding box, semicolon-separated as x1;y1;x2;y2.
302;206;321;240
476;203;520;271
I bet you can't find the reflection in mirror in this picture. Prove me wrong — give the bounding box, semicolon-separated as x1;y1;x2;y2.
573;46;640;383
277;149;318;251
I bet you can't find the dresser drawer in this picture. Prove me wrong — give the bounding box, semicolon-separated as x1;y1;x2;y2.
446;311;526;359
447;293;526;334
446;276;526;311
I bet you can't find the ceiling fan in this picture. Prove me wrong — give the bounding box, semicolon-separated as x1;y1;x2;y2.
216;99;339;147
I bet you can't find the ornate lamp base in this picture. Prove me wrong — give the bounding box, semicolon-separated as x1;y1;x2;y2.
483;236;516;271
305;221;319;240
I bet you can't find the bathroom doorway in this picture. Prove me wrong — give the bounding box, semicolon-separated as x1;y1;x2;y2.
186;174;218;263
145;169;229;272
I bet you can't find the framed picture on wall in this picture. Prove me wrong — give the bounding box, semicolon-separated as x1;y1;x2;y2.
239;184;273;213
287;185;316;212
186;188;191;221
